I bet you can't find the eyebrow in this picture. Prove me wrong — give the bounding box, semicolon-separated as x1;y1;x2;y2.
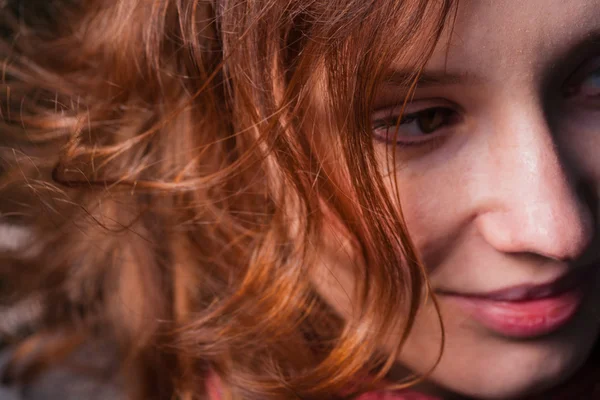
383;30;600;90
381;68;478;88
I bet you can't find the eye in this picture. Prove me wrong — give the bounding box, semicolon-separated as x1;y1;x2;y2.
579;67;600;97
565;59;600;99
372;106;457;145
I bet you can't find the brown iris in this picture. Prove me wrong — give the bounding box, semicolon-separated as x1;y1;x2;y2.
402;107;453;135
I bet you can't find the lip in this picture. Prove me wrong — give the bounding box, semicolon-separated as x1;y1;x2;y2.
439;266;596;338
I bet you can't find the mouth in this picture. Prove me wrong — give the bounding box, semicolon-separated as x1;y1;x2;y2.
438;266;597;339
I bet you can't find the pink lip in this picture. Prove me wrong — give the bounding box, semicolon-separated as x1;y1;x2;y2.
440;267;594;338
446;288;584;338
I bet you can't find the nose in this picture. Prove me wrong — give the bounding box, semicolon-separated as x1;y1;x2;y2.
476;105;594;261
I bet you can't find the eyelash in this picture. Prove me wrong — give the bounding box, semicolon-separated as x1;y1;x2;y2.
371;106;459;147
371;61;600;148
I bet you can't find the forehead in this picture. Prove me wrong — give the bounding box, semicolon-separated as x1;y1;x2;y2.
416;0;600;81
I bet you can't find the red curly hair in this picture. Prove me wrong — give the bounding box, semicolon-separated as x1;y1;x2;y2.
0;1;460;399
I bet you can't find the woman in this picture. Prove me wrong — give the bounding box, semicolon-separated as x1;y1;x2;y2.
0;0;599;398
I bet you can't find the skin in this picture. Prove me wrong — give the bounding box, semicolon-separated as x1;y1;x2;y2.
312;0;600;398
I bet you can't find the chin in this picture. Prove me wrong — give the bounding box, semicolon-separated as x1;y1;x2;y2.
430;340;592;400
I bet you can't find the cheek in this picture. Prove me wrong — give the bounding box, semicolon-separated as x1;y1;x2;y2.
373;131;482;265
558;114;600;182
391;166;473;272
553;112;600;230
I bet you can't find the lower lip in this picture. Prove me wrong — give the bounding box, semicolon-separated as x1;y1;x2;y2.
445;288;585;338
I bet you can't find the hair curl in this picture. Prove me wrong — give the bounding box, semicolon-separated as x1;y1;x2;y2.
0;1;456;399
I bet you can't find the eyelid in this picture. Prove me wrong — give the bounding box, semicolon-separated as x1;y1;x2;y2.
372;99;453;121
372;97;462;120
564;57;600;96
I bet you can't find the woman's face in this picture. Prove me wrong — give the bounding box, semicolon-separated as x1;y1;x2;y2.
313;0;600;398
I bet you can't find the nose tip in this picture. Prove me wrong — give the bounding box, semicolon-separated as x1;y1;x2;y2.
477;198;594;261
475;102;597;262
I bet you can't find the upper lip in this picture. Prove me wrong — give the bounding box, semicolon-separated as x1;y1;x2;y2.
437;263;597;302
